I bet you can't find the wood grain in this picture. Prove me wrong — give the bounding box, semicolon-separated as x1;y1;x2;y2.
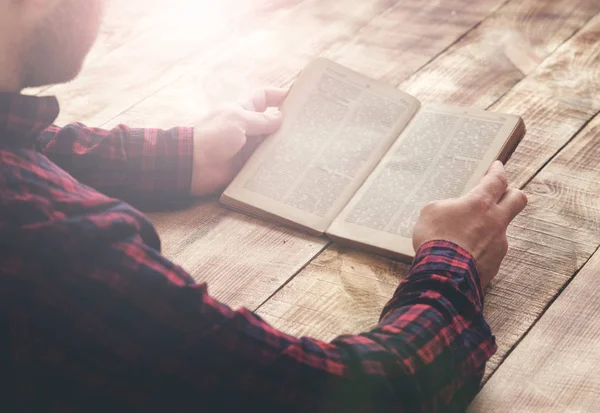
98;0;509;310
256;6;600;381
496;12;600;188
149;199;327;308
102;0;409;128
257;245;407;339
319;0;510;85
100;0;510;129
402;0;600;108
48;0;307;126
25;0;177;96
470;115;600;412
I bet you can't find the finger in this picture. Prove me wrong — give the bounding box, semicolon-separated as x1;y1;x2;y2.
469;160;508;204
242;110;283;136
241;87;289;112
497;187;528;222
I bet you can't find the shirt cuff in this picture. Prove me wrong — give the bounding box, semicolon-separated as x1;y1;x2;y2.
171;126;194;196
135;126;194;198
411;240;484;308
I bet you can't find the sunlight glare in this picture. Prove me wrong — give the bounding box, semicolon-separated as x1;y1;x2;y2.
161;0;232;38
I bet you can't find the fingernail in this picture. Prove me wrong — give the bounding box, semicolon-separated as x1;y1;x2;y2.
270;110;282;119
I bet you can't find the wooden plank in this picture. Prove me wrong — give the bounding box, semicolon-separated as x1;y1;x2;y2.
99;0;509;310
82;0;174;64
319;0;513;85
149;200;327;307
495;16;600;187
256;7;600;380
101;0;511;128
101;0;412;127
257;245;408;339
469;115;600;412
25;0;173;96
49;0;307;126
402;0;600;107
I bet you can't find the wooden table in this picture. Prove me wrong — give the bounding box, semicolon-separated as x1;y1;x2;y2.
33;0;600;410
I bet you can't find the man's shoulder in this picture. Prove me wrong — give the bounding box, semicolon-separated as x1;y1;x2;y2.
1;147;80;194
1;147;98;205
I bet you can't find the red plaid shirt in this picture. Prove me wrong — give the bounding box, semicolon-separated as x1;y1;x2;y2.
1;92;496;412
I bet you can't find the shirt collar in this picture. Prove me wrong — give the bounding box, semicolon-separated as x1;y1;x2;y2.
0;92;59;148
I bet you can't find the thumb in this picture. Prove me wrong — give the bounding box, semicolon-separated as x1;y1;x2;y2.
242;110;283;136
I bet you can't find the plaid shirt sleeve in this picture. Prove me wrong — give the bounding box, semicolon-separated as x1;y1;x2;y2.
22;230;495;412
37;124;194;206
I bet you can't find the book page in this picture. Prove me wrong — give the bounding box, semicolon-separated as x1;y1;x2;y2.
327;104;524;259
222;58;420;234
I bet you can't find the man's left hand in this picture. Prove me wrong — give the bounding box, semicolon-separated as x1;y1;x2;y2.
191;87;288;196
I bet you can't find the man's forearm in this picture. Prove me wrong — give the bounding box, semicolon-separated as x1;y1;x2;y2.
21;214;496;413
370;240;497;411
196;240;496;412
38;124;194;206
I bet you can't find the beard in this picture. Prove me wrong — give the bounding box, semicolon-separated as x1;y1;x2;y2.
20;0;104;88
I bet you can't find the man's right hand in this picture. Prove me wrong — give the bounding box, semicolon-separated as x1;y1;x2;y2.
412;161;528;288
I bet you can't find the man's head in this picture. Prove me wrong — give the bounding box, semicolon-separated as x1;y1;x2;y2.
0;0;104;91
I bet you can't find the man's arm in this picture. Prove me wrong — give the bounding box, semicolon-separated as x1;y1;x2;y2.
37;123;194;207
24;235;494;413
37;88;286;207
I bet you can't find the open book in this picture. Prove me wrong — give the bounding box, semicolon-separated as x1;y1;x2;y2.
221;58;526;262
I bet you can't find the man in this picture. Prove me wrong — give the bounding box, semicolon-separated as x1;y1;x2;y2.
0;1;528;412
